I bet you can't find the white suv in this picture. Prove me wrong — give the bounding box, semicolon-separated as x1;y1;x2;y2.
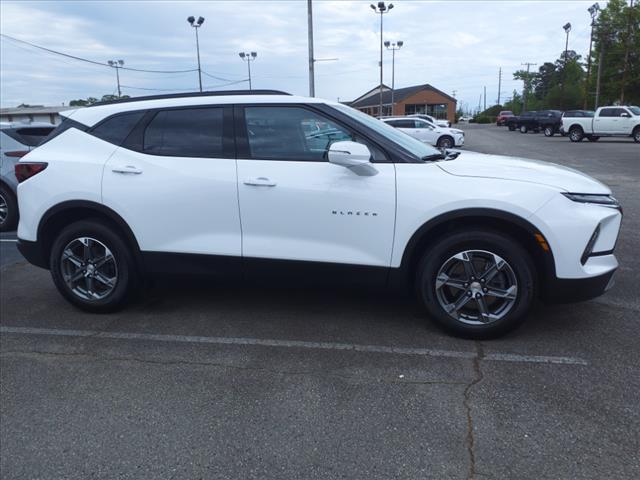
382;116;464;148
16;90;622;338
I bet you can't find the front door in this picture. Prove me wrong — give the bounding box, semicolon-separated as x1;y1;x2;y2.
235;105;396;283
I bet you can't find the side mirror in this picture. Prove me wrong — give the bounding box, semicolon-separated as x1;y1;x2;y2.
328;141;378;176
620;112;630;118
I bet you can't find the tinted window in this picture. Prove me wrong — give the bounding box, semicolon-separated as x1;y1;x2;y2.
91;111;145;146
599;108;615;117
37;117;88;146
614;108;628;117
244;106;354;161
144;108;224;157
4;127;54;146
388;119;416;128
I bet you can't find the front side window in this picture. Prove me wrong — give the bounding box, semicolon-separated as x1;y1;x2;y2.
243;106;354;161
143;108;224;157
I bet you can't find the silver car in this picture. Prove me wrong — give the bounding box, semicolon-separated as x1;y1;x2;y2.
0;122;54;231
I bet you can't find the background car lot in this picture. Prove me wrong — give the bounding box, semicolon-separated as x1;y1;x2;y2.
1;124;638;479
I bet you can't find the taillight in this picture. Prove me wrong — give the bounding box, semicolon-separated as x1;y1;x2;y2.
5;150;29;158
15;162;48;183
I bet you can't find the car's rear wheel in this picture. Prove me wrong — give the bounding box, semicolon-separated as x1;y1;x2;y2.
508;124;515;131
437;136;454;148
633;127;640;143
544;126;554;137
416;230;535;338
0;184;18;232
50;220;138;312
569;127;584;142
520;125;528;133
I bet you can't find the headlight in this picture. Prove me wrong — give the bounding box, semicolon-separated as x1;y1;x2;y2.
562;193;620;207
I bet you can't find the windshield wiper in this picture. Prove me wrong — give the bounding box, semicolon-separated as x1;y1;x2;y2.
421;150;461;162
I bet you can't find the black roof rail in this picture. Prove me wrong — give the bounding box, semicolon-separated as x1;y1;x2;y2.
89;89;292;107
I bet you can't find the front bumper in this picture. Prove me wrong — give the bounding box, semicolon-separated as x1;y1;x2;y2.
454;134;465;147
542;268;616;303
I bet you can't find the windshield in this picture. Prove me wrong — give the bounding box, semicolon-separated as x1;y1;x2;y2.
628;106;640;115
332;104;441;160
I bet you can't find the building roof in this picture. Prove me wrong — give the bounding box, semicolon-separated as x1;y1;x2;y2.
351;83;456;108
0;106;76;115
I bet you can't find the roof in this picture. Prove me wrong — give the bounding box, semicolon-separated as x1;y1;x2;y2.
350;84;456;108
65;92;331;127
90;89;291;107
0;106;75;115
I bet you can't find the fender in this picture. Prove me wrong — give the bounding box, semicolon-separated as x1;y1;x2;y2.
390;208;557;290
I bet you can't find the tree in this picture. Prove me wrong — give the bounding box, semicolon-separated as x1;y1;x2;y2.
589;0;640;107
69;94;129;107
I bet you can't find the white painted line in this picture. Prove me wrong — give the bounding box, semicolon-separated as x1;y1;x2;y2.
0;239;18;243
0;326;588;366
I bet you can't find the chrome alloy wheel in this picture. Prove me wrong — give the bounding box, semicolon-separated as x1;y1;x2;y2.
61;237;118;300
0;192;7;225
435;250;518;325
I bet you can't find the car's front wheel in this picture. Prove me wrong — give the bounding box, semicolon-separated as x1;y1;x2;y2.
633;127;640;143
436;136;454;148
416;230;535;338
0;184;18;232
544;126;554;137
50;220;139;312
520;125;528;133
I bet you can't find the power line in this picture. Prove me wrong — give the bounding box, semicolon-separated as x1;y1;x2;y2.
1;33;198;74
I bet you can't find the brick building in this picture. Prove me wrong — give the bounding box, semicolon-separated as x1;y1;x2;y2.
349;83;457;123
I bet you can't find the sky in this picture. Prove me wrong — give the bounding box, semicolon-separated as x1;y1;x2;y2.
0;0;603;112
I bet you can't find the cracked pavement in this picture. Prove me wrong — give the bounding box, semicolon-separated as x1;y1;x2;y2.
1;125;639;479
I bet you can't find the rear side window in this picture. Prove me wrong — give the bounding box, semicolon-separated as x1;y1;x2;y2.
388;119;416;128
2;127;54;146
599;108;615;117
38;117;88;146
143;108;224;157
91;111;145;146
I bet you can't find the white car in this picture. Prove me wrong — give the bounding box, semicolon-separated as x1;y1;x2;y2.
16;90;621;338
408;114;450;128
382;117;464;148
563;105;640;142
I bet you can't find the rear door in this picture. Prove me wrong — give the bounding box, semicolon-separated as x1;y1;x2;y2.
102;106;242;264
235;104;396;282
594;108;617;133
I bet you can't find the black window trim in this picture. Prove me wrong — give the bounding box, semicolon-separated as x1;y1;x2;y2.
234;103;393;164
120;104;235;159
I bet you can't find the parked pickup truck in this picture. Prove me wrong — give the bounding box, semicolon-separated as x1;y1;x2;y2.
563;105;640;143
518;110;563;136
506;111;535;131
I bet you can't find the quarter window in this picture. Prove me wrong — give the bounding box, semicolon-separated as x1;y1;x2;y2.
143;108;224;157
91;111;145;146
243;106;354;161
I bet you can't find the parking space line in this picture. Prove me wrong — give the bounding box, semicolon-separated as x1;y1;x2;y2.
0;326;588;366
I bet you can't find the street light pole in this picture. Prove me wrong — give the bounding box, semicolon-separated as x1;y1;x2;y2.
187;16;205;92
239;52;257;90
561;22;571;109
384;40;402;115
307;0;315;97
584;3;600;109
371;2;394;117
107;60;124;97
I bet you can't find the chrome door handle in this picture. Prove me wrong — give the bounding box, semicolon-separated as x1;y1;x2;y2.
112;165;143;175
244;177;276;187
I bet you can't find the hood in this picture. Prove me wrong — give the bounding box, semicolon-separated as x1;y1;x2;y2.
437;151;610;193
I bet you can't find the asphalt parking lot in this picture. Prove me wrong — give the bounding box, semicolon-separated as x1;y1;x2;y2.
1;125;638;479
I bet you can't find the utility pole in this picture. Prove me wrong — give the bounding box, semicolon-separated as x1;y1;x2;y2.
107;60;124;97
521;62;536;112
384;40;403;114
371;2;394;117
620;0;634;103
478;93;482;114
239;52;257;90
584;3;600;109
497;67;502;105
561;22;572;110
483;86;486;111
595;45;604;109
187;16;205;92
452;90;457;98
307;0;315;97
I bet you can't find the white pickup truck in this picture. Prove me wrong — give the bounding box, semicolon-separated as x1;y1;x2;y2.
563;105;640;143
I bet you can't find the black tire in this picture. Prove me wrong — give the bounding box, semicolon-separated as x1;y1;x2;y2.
508;124;515;131
49;219;139;313
633;127;640;143
415;229;535;339
436;135;454;148
543;126;554;137
0;184;18;232
587;136;600;142
569;127;584;142
520;125;528;133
